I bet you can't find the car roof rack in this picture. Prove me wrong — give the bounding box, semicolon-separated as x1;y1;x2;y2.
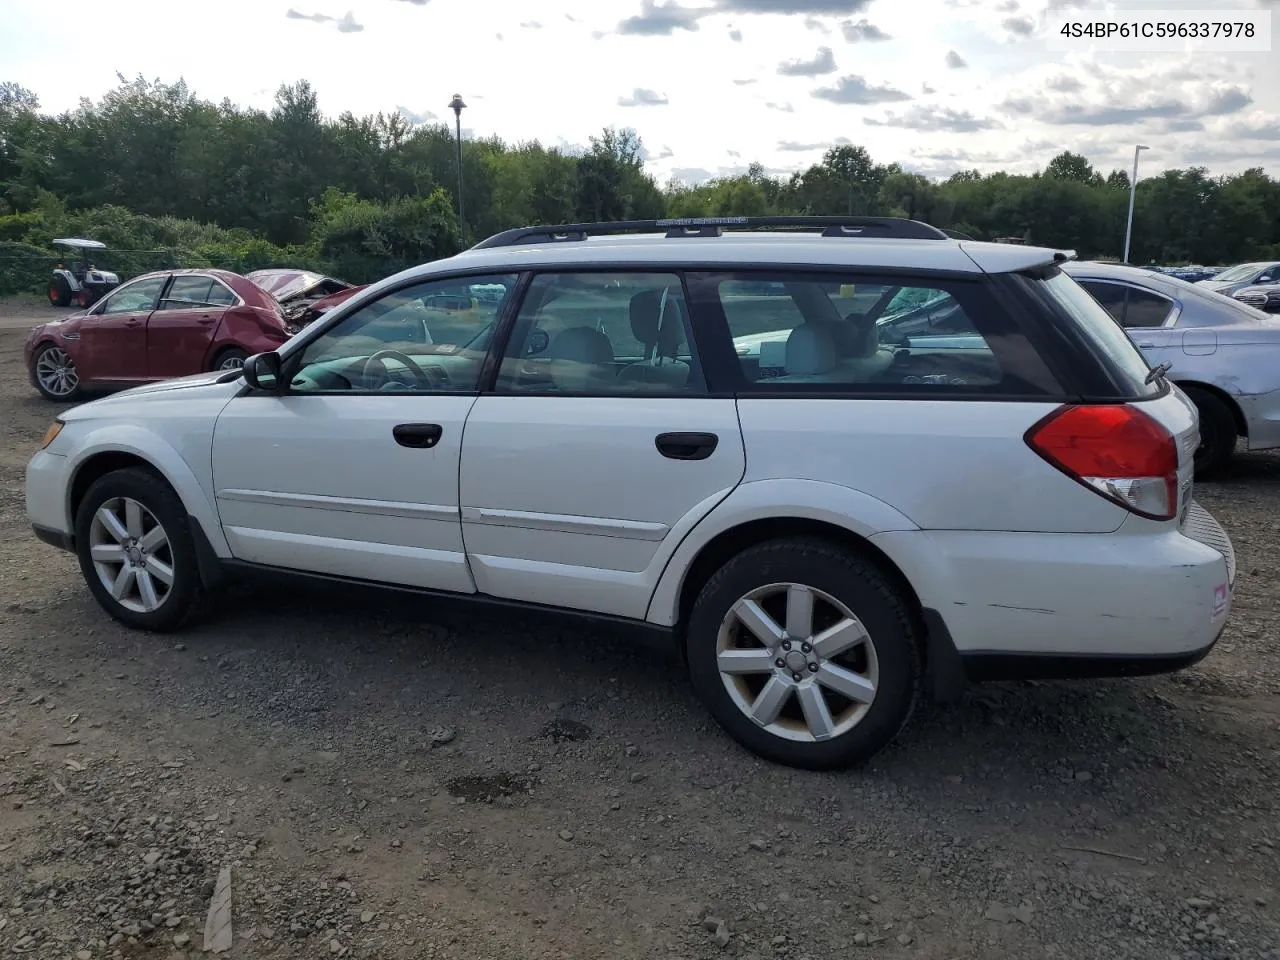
469;216;951;250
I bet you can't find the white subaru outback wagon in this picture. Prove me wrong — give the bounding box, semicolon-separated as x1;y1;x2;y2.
26;216;1237;770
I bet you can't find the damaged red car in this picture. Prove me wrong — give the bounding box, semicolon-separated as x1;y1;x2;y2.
245;268;367;333
24;268;293;402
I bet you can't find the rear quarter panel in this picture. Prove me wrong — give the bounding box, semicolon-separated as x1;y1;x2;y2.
206;306;290;364
735;398;1132;533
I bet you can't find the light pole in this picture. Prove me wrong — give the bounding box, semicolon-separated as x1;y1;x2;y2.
1122;143;1149;264
448;94;466;231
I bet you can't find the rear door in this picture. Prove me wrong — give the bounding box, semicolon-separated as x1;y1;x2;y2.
458;269;747;619
78;274;169;381
1073;278;1178;360
148;274;238;377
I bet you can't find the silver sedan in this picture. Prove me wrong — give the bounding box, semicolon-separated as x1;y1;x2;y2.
1063;260;1280;476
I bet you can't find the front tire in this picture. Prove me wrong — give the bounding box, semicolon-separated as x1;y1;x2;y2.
74;468;208;632
1183;386;1237;478
685;537;920;770
30;342;83;402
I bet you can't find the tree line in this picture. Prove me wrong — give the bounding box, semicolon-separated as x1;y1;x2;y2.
1;75;1278;295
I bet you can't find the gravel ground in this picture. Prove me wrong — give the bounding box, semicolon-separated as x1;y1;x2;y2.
1;304;1278;960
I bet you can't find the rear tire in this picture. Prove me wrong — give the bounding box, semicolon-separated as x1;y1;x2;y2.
1183;386;1237;478
210;347;249;372
685;537;920;770
73;467;209;632
48;275;72;307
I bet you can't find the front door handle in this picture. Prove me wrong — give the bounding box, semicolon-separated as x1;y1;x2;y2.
655;432;718;461
393;423;443;449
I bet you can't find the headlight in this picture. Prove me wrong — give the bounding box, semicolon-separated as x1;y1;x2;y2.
40;421;64;449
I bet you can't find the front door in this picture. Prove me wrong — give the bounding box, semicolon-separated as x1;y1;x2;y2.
148;273;237;377
78;274;169;381
210;272;520;591
458;270;747;620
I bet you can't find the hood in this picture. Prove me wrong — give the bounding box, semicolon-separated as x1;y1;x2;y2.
1196;279;1232;291
247;269;353;304
120;369;238;395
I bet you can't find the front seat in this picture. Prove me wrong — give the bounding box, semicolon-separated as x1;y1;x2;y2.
770;323;838;382
618;288;691;389
547;326;616;392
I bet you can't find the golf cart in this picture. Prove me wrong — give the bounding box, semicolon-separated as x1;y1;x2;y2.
48;238;120;308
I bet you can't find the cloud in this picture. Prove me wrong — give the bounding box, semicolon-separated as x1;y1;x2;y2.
805;16;830;32
812;74;913;104
778;140;834;151
1229;117;1280;139
285;9;364;32
616;0;702;35
713;0;871;12
617;87;670;106
766;101;795;112
396;106;438;125
520;20;542;28
1162;118;1205;133
733;78;758;85
1046;75;1083;93
1202;88;1253;115
729;27;742;40
671;166;715;184
866;105;1002;132
945;50;968;68
921;82;936;95
777;47;838;76
842;18;891;41
389;0;428;4
1002;15;1034;37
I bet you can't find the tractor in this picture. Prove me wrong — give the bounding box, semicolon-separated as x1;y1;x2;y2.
48;238;121;308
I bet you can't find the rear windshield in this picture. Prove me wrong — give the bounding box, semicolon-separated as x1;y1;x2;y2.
1036;269;1162;399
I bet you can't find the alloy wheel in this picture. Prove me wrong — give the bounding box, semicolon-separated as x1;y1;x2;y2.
34;347;80;398
87;497;175;614
715;582;879;743
217;355;246;371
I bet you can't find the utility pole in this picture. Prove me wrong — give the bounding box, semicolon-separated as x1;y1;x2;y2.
1122;143;1149;264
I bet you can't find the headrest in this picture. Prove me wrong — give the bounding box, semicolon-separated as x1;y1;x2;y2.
630;288;687;355
548;326;615;392
785;323;837;376
549;326;614;365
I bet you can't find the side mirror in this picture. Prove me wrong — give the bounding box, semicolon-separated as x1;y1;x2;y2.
242;352;284;392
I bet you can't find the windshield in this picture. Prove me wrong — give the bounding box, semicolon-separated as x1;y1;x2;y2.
1212;262;1266;282
1036;269;1161;398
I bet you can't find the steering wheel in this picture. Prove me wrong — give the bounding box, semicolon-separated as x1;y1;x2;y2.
361;349;442;390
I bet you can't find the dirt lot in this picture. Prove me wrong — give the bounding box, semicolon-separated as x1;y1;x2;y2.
1;301;1277;960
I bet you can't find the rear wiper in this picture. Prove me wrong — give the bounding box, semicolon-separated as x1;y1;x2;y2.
1145;360;1172;385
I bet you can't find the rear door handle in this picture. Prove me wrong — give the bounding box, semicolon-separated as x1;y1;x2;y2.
392;423;443;449
655;432;718;461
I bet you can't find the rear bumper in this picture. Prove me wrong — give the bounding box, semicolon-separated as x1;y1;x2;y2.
873;504;1235;673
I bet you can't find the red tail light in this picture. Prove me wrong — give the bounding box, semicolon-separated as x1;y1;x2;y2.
1025;404;1178;520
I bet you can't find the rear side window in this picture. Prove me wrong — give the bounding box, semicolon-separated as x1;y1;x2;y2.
688;271;1063;397
1076;280;1174;328
1033;270;1161;398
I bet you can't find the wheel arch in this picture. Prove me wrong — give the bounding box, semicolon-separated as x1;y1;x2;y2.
64;434;231;560
1174;379;1247;438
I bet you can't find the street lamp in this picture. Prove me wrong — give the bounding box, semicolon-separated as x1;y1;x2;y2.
1122;143;1149;264
448;94;466;230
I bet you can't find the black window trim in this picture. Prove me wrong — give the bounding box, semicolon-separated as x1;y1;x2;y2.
482;266;716;400
685;266;1072;403
1074;276;1181;330
158;273;244;311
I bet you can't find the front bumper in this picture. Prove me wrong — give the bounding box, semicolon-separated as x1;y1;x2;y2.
26;449;73;547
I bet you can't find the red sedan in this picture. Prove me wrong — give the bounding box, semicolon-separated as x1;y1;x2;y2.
25;268;293;402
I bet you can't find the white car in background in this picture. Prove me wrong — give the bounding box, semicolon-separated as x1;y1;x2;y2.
1063;260;1280;475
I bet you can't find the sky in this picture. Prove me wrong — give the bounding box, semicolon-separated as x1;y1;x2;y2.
1;0;1278;185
